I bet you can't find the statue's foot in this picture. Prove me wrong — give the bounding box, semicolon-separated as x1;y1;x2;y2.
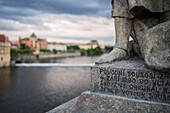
95;48;128;64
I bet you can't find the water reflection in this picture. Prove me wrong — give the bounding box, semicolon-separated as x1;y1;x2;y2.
0;56;99;113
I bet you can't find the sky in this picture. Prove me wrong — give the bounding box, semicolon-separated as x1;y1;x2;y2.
0;0;115;45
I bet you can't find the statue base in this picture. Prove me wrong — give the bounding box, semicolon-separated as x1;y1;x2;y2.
47;57;170;113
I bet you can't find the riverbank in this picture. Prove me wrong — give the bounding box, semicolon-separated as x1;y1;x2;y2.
16;52;81;63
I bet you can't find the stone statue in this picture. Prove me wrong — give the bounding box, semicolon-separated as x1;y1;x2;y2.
96;0;170;72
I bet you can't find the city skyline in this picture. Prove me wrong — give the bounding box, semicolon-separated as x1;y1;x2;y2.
0;0;115;45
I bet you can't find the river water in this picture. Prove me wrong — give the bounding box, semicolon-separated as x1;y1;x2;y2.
0;56;100;113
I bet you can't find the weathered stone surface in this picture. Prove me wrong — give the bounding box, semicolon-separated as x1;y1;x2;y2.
135;20;170;72
47;97;79;113
63;91;170;113
95;48;128;64
97;0;170;72
112;0;166;18
93;57;170;104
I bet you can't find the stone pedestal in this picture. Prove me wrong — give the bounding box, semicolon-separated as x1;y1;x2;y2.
47;58;170;113
91;57;170;104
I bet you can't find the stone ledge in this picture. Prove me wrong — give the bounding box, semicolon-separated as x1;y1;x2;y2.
46;97;79;113
95;57;147;70
85;91;170;106
48;91;170;113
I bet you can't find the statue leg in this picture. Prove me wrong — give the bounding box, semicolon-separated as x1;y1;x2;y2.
143;14;170;72
132;12;170;72
96;17;132;64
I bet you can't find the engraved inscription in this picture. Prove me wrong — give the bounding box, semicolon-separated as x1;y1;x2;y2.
98;68;170;103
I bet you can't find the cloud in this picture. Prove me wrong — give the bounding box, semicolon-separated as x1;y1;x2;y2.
0;13;115;44
0;0;111;17
0;0;115;45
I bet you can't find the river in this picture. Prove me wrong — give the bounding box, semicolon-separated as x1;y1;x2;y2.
0;56;100;113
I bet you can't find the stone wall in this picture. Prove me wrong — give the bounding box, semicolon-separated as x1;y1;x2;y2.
39;52;81;59
18;52;81;61
0;41;11;67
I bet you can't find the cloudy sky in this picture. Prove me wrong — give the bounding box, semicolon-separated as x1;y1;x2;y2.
0;0;115;45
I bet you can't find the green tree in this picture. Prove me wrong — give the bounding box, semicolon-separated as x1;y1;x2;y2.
105;46;114;53
40;49;51;53
11;48;18;58
18;43;34;54
83;46;104;56
80;49;86;55
52;49;58;54
93;46;104;55
20;43;30;50
67;45;80;50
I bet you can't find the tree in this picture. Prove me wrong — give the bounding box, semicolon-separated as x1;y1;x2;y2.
81;46;104;56
20;43;30;50
11;48;18;58
93;46;104;55
40;49;51;53
52;49;57;54
80;49;86;55
105;46;114;53
67;45;80;50
18;43;34;54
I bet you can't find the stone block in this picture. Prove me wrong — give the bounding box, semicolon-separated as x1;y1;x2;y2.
91;57;170;104
65;91;170;113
